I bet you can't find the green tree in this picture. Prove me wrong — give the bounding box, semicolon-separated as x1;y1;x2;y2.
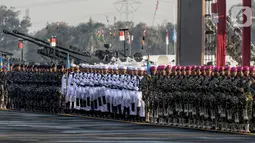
0;5;31;59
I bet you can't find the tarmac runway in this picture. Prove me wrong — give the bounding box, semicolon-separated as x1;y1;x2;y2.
0;111;254;143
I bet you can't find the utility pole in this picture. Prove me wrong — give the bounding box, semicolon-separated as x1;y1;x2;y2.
114;0;141;21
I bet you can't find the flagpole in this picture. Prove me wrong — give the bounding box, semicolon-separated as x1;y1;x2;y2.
173;6;176;55
166;30;168;55
166;42;168;55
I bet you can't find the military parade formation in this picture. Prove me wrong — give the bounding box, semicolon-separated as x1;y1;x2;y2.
4;64;64;113
1;63;255;133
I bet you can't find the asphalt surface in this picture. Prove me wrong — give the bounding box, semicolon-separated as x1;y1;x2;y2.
0;111;254;143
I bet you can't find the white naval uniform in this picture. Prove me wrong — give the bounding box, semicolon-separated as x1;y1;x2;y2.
66;73;74;106
71;73;78;110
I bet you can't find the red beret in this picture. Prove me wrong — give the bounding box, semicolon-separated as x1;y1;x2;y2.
166;65;171;70
219;66;225;72
231;67;237;72
237;66;243;72
160;65;166;70
250;66;255;72
181;66;186;70
201;66;206;71
157;66;161;70
176;66;181;70
213;66;218;72
206;66;212;70
150;66;157;70
186;66;191;70
172;66;177;71
196;66;201;70
224;66;230;70
243;66;250;72
191;66;197;70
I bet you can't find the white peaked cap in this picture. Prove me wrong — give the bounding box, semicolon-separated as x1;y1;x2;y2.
127;66;133;70
103;65;108;69
138;67;145;71
113;66;118;70
118;65;123;69
133;67;138;70
108;66;113;69
118;65;127;70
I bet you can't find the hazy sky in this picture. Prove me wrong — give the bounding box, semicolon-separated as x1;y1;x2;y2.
0;0;241;32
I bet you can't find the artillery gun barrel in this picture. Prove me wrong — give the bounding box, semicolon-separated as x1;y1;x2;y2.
0;50;13;56
13;30;49;45
3;30;92;63
3;30;49;48
12;30;91;57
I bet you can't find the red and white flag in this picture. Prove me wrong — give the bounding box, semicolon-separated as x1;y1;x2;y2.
50;37;56;47
156;0;159;10
143;29;146;37
166;29;169;45
119;31;125;41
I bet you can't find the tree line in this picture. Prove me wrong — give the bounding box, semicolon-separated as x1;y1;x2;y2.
1;5;255;63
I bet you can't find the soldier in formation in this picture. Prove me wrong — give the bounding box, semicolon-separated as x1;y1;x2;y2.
3;62;255;133
6;64;63;113
64;64;147;122
139;65;255;133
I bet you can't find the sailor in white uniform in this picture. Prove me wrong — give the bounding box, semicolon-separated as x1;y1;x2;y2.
66;64;75;113
100;65;108;118
138;67;146;122
70;64;78;113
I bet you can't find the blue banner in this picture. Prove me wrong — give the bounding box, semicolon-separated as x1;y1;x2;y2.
66;53;70;69
172;28;177;43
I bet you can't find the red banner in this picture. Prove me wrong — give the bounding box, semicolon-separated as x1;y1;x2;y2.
216;0;226;66
18;41;23;49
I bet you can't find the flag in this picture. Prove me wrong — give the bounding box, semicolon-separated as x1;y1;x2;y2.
97;30;101;40
156;0;159;10
166;29;169;45
146;54;151;75
172;28;177;43
66;53;70;69
0;57;2;69
142;30;146;49
109;28;112;36
7;58;10;71
101;29;105;41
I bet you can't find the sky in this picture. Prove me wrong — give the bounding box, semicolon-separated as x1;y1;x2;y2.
0;0;242;32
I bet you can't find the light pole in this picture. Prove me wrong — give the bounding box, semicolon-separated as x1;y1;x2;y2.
18;39;24;62
50;36;56;63
119;28;129;57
